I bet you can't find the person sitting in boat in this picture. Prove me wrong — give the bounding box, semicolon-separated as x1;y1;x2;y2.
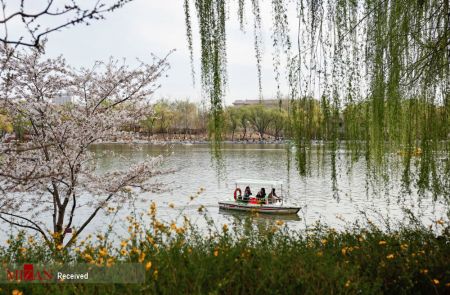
268;188;280;204
243;186;252;202
256;188;266;204
234;187;243;201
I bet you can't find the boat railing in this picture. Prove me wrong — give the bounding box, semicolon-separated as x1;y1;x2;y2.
235;195;284;205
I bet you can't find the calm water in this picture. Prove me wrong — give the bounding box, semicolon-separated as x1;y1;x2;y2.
85;143;447;236
1;143;447;241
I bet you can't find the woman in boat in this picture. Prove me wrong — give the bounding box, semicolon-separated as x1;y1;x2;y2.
256;188;266;204
268;188;279;204
243;186;252;202
234;187;243;201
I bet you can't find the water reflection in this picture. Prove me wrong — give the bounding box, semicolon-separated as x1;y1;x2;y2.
218;209;302;222
88;143;446;234
1;143;446;243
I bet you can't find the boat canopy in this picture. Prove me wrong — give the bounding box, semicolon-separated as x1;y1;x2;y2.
235;179;283;187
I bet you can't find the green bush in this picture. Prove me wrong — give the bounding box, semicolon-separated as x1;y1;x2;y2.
0;208;449;294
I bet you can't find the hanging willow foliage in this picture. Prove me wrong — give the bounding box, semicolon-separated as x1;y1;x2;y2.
184;0;449;200
185;0;228;144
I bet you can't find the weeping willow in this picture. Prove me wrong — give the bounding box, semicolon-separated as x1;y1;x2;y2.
183;0;449;200
184;0;227;144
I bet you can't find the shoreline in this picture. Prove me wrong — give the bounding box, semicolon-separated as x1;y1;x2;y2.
99;138;291;145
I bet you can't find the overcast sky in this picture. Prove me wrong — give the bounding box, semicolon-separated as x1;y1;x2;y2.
38;0;296;105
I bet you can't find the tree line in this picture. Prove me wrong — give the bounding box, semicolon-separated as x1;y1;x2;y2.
121;100;290;141
2;97;448;143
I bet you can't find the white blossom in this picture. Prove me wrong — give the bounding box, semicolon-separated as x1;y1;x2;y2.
0;47;170;246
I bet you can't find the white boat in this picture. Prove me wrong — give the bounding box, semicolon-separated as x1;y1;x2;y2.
218;179;300;215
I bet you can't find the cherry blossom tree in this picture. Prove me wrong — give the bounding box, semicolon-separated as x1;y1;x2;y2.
0;47;170;248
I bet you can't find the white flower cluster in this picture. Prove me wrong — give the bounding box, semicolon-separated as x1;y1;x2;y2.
0;48;170;244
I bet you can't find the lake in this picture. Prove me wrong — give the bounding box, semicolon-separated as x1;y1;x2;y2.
1;143;447;242
86;143;447;235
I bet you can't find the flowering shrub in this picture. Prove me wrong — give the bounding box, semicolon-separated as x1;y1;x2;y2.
0;203;449;294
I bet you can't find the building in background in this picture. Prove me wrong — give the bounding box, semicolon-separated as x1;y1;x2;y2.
232;99;289;109
52;92;75;105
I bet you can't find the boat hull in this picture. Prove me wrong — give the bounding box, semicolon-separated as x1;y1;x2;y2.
218;201;300;215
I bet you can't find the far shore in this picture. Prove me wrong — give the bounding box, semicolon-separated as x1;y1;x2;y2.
100;138;290;145
101;132;290;145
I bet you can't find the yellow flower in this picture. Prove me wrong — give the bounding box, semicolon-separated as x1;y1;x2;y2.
316;251;323;257
344;280;351;288
341;247;348;256
120;240;128;248
275;220;284;226
432;279;439;285
400;244;408;251
106;258;114;267
145;261;152;271
139;252;146;263
435;219;444;225
84;253;93;261
378;240;387;245
445;282;450;287
99;248;108;257
320;239;327;245
420;269;429;274
153;269;158;279
170;223;177;231
148;202;157;215
12;289;23;295
120;249;128;256
223;224;228;232
51;232;61;239
56;244;63;250
386;254;394;260
214;250;219;257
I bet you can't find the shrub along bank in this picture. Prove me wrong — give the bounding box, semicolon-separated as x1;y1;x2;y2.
0;207;449;295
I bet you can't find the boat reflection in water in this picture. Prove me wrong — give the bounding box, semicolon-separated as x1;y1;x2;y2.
218;208;301;222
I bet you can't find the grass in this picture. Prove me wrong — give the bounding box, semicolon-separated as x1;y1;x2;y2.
0;204;449;295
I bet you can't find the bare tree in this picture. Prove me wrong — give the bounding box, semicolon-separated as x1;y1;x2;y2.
0;0;135;49
0;48;170;249
247;105;273;140
224;107;240;141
